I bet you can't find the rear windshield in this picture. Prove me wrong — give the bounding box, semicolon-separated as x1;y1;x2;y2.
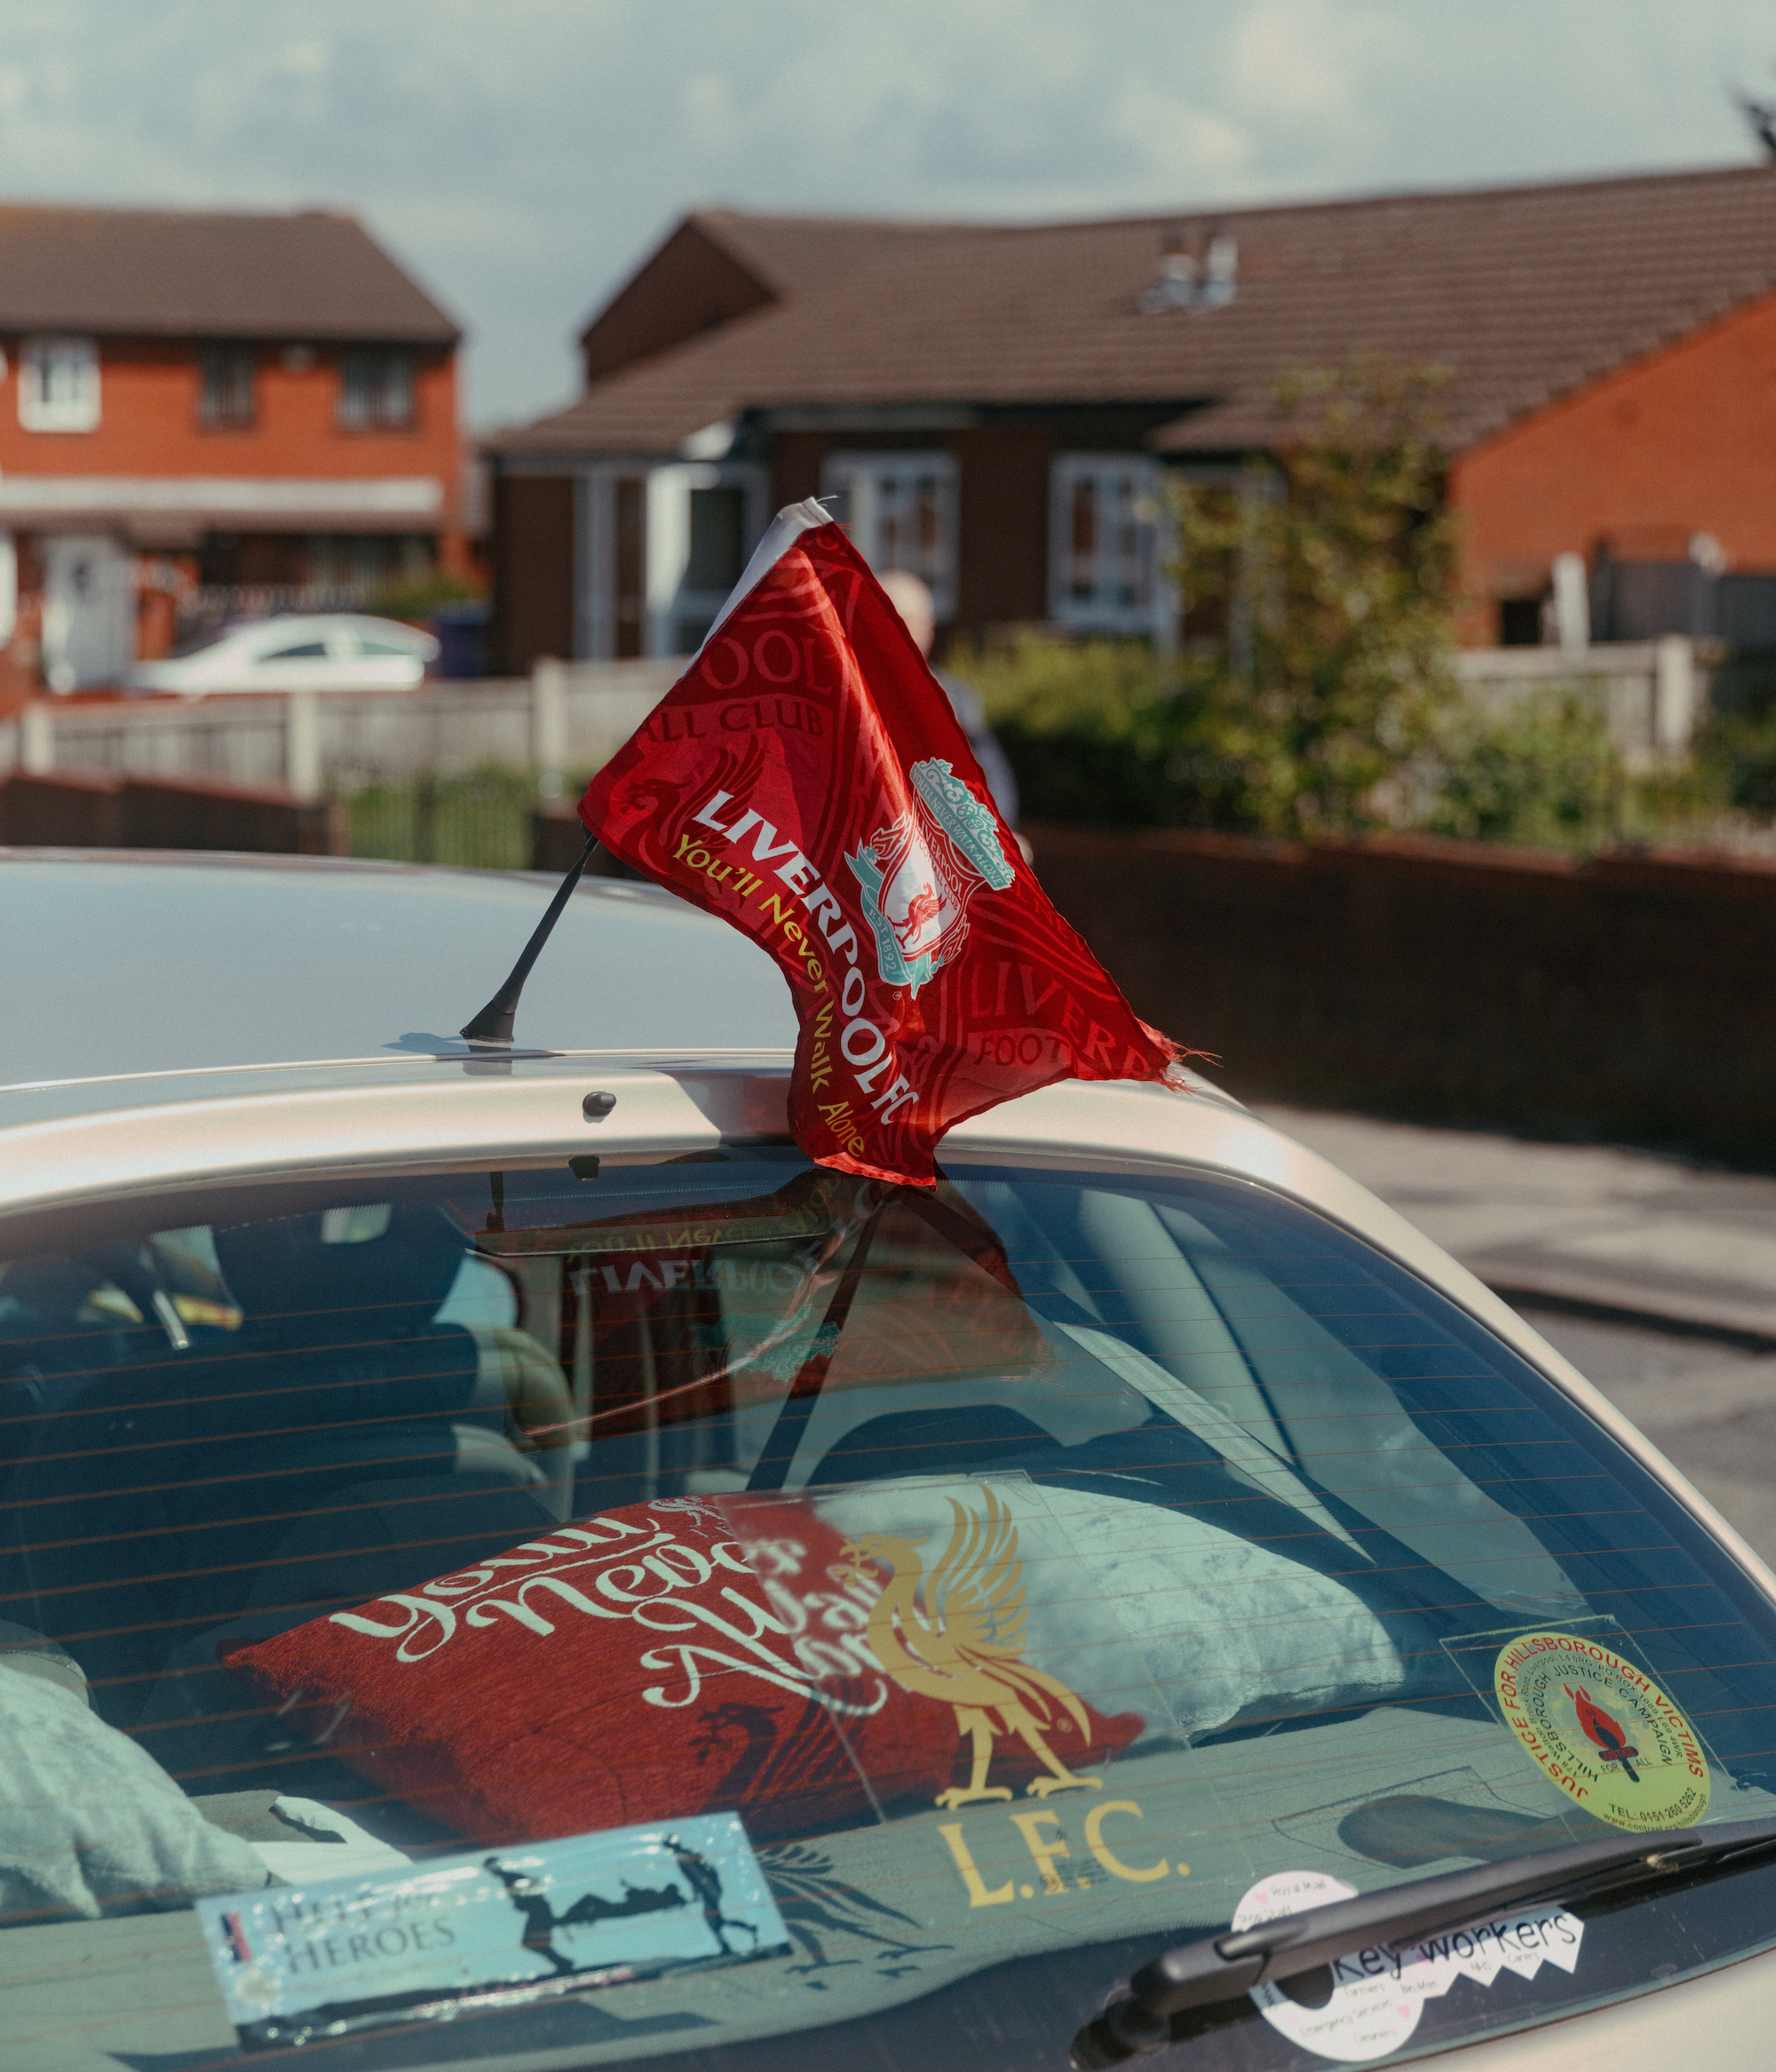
4;1150;1776;2072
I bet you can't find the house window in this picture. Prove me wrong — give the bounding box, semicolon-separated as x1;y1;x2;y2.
19;337;100;433
1049;454;1165;631
597;464;767;659
1498;596;1546;647
337;349;416;431
820;451;958;617
198;345;256;429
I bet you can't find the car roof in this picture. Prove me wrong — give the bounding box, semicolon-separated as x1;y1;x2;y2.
0;851;796;1115
230;615;426;643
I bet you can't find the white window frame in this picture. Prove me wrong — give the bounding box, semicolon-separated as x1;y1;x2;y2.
0;528;17;645
643;463;769;658
20;336;100;433
198;343;257;429
575;467;643;663
820;449;959;618
574;461;769;661
1049;453;1171;638
337;349;416;432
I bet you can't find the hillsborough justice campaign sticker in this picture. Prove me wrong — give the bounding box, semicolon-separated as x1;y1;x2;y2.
1494;1631;1710;1833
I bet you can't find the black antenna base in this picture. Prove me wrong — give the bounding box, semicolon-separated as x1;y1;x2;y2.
461;831;599;1045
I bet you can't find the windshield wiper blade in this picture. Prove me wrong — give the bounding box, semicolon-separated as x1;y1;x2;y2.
1071;1813;1776;2068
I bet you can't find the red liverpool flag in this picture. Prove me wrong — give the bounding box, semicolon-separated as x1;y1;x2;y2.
578;503;1189;1187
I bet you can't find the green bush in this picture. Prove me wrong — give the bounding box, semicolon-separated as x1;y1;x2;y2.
957;642;1646;850
957;639;1201;826
1698;706;1776;816
366;569;486;620
1168;353;1462;836
1422;690;1617;845
963;636;1171;739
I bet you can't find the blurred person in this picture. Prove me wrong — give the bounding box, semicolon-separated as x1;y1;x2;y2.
879;570;1020;830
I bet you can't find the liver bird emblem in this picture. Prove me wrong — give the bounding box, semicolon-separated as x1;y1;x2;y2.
1565;1683;1641;1782
834;1485;1102;1808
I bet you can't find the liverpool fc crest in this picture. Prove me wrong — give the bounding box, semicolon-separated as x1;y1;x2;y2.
834;1485;1101;1808
845;759;1015;997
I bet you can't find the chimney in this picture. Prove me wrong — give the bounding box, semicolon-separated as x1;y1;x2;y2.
1201;234;1238;308
1139;225;1237;314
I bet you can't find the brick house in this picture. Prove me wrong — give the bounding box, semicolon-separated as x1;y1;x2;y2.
486;165;1776;671
0;204;464;691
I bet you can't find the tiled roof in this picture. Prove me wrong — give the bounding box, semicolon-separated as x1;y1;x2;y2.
497;164;1776;459
684;208;976;299
0;204;459;343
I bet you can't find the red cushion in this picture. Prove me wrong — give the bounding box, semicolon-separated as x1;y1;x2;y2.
222;1491;1143;1845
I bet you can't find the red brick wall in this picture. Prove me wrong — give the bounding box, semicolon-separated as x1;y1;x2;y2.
0;770;124;845
1027;823;1776;1162
1451;290;1776;607
120;774;345;854
0;338;463;552
0;771;343;853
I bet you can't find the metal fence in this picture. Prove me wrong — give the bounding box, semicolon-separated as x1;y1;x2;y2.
0;658;687;867
344;765;541;869
183;583;374;636
1590;562;1776;647
0;641;1717;863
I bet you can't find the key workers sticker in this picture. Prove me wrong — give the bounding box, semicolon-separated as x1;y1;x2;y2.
1233;1870;1582;2064
1494;1631;1710;1833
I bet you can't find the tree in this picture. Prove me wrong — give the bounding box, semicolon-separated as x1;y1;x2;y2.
1169;352;1462;836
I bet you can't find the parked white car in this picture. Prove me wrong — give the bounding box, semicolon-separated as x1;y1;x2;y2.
4;852;1776;2072
123;613;438;696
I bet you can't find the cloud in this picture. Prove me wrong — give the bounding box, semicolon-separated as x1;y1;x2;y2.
1230;0;1370;123
0;0;1765;424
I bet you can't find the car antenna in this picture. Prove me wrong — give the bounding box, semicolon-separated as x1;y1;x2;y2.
461;830;599;1045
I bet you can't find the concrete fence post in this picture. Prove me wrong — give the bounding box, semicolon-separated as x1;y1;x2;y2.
532;655;567;798
1551;552;1590;655
1653;635;1696;755
20;699;52;774
285;690;322;801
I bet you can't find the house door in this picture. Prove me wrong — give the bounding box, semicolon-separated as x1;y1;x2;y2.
42;535;135;691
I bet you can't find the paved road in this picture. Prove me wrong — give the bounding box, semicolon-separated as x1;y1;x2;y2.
1252;1105;1776;1568
1521;1307;1776;1568
1255;1104;1776;1340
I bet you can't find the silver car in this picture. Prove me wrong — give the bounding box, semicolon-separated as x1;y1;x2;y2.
123;614;439;697
4;848;1776;2072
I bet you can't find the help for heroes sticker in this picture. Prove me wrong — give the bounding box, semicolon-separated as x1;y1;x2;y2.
195;1813;789;2047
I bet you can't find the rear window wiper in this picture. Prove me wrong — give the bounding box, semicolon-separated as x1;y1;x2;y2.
1071;1813;1776;2067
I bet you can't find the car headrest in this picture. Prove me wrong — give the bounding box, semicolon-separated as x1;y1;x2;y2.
212;1203;466;1343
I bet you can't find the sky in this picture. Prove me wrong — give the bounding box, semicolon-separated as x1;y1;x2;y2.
0;0;1772;430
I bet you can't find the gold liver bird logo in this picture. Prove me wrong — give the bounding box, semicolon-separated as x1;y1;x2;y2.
835;1485;1102;1808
